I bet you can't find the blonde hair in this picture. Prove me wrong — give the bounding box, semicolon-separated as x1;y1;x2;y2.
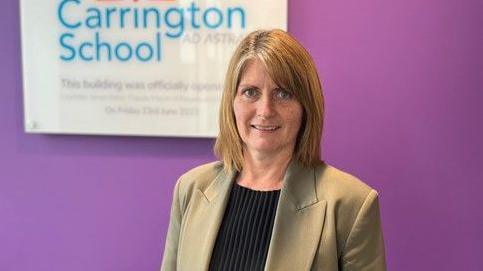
214;29;324;172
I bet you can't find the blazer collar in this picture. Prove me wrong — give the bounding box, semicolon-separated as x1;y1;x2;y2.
264;161;327;270
202;160;319;207
185;167;235;270
281;160;319;209
203;165;236;202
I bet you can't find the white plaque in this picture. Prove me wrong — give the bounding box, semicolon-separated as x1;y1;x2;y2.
20;0;287;137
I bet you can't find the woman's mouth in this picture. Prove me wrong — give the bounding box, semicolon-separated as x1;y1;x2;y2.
250;125;281;131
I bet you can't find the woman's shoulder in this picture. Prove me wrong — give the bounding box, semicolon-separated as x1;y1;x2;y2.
314;162;379;206
175;161;225;196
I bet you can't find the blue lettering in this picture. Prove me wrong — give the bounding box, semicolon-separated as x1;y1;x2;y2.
95;32;112;61
85;8;102;29
203;7;223;29
156;32;162;61
119;8;131;28
59;33;76;61
143;8;161;28
105;8;116;29
165;8;184;38
58;0;81;29
134;8;139;28
227;7;245;28
79;42;94;61
187;2;200;28
115;43;133;61
136;43;153;62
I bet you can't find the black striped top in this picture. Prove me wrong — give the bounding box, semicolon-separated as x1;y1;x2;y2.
208;182;281;271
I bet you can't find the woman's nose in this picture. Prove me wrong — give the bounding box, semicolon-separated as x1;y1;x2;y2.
256;94;275;119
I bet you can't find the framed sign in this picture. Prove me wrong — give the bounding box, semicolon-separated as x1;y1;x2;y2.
20;0;287;137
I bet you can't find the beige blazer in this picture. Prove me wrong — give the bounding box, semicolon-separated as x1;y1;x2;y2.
161;161;386;271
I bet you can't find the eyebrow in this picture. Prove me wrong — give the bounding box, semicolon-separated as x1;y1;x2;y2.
238;84;256;88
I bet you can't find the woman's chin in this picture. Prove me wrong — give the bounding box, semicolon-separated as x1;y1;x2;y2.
245;141;290;156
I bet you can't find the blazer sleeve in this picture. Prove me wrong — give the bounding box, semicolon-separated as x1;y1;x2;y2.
341;190;387;271
160;180;183;271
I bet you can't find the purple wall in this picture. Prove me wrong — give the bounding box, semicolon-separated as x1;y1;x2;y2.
1;0;482;270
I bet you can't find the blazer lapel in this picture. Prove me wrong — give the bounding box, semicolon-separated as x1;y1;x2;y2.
264;161;327;271
178;168;236;271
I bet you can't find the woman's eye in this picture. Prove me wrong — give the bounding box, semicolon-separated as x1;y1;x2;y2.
242;88;258;98
276;89;292;100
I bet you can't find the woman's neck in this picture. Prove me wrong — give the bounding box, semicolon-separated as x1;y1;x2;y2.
236;148;293;191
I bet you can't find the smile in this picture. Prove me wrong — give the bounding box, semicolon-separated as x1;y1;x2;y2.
250;125;281;131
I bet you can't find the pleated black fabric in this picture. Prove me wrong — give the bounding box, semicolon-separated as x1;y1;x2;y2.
208;182;281;271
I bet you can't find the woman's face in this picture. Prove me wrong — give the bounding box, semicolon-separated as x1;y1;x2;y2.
234;58;303;158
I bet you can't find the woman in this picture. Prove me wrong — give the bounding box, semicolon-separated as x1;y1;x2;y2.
161;29;386;271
